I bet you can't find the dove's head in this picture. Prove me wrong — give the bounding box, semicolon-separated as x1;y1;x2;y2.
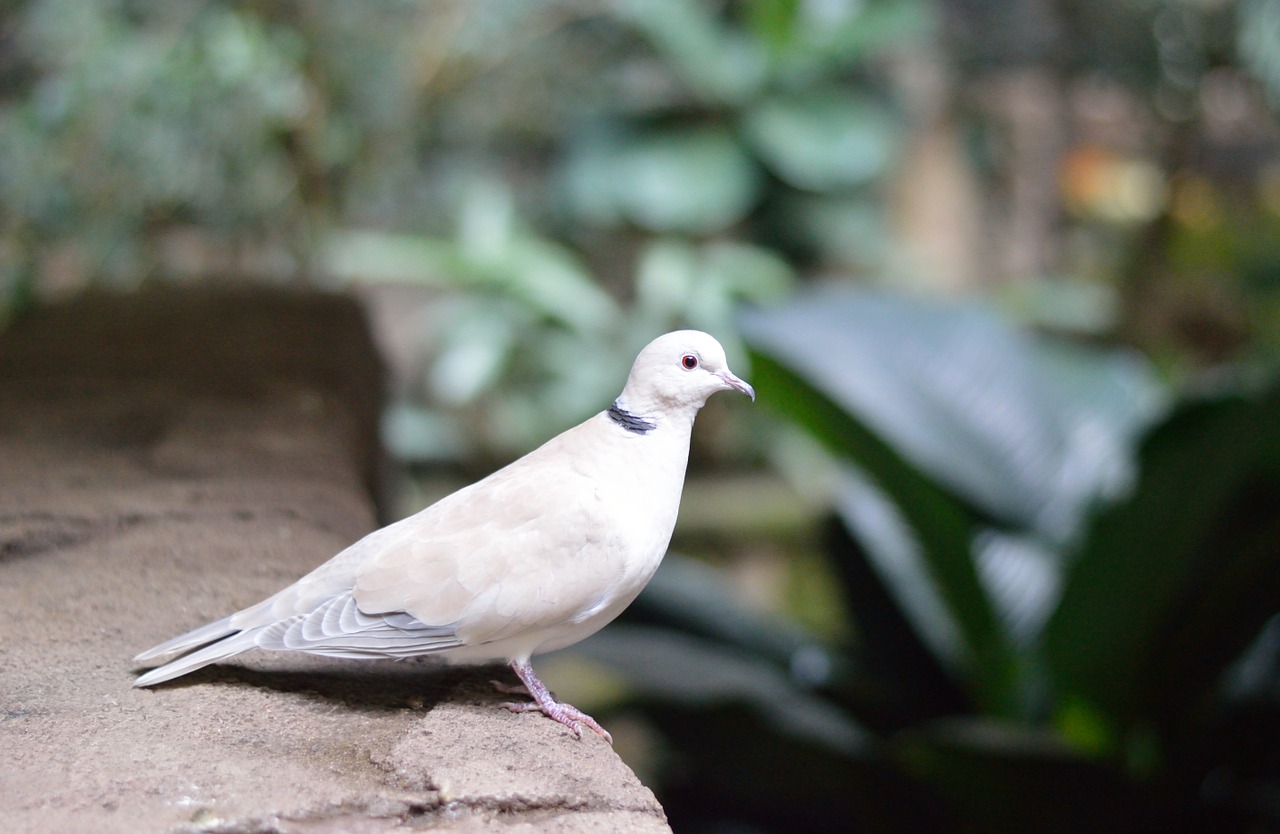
616;331;754;418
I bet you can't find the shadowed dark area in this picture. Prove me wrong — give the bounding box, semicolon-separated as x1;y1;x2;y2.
135;661;518;714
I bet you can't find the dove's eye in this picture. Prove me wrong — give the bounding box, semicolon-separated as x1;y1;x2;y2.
681;354;699;370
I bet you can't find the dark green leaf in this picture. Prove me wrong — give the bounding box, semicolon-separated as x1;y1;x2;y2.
742;289;1162;543
578;623;869;755
640;698;946;834
746;0;935;79
741;289;1164;717
743;338;1020;716
1045;381;1280;756
893;718;1189;834
744;0;802;56
626;554;856;693
820;515;975;729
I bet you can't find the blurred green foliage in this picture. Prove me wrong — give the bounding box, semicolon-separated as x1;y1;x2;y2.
0;1;312;284
3;0;1278;387
0;0;931;454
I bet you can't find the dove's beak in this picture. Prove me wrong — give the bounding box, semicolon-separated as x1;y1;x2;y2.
717;370;755;401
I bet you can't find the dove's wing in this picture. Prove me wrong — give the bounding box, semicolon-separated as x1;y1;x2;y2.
354;426;628;655
132;510;442;667
223;419;632;662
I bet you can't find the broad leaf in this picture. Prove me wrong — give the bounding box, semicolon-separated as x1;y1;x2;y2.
561;126;761;234
742;288;1162;543
741;288;1163;716
1045;380;1280;757
745;90;898;190
744;335;1018;715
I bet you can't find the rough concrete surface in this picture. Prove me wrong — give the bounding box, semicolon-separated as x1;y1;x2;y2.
0;288;670;833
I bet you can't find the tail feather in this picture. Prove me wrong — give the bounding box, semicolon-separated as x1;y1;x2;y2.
133;628;261;687
133;615;238;665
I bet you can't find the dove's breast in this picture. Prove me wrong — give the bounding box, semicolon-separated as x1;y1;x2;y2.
536;414;692;639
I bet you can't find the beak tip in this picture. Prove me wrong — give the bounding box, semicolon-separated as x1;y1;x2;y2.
720;371;755;401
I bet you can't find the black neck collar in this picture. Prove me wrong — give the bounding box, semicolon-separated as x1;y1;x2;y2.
607;402;656;434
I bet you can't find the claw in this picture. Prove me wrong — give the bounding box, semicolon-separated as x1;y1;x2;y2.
499;659;612;743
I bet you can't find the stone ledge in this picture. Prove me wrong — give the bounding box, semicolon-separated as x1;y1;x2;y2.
0;288;670;834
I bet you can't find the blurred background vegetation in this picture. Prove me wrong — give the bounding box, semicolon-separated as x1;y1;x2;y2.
4;0;1280;831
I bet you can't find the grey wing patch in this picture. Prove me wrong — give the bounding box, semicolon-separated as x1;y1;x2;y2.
255;592;463;659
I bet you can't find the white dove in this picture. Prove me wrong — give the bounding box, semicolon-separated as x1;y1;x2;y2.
134;330;754;740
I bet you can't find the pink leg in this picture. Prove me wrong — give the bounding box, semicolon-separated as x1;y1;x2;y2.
496;659;612;743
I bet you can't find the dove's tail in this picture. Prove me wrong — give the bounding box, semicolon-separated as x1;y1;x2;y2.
134;615;238;665
132;616;259;687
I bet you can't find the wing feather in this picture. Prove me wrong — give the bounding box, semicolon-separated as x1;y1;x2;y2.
253;592;464;657
354;436;628;650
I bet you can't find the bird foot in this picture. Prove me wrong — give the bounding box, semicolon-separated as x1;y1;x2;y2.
501;697;612;743
499;660;612;743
